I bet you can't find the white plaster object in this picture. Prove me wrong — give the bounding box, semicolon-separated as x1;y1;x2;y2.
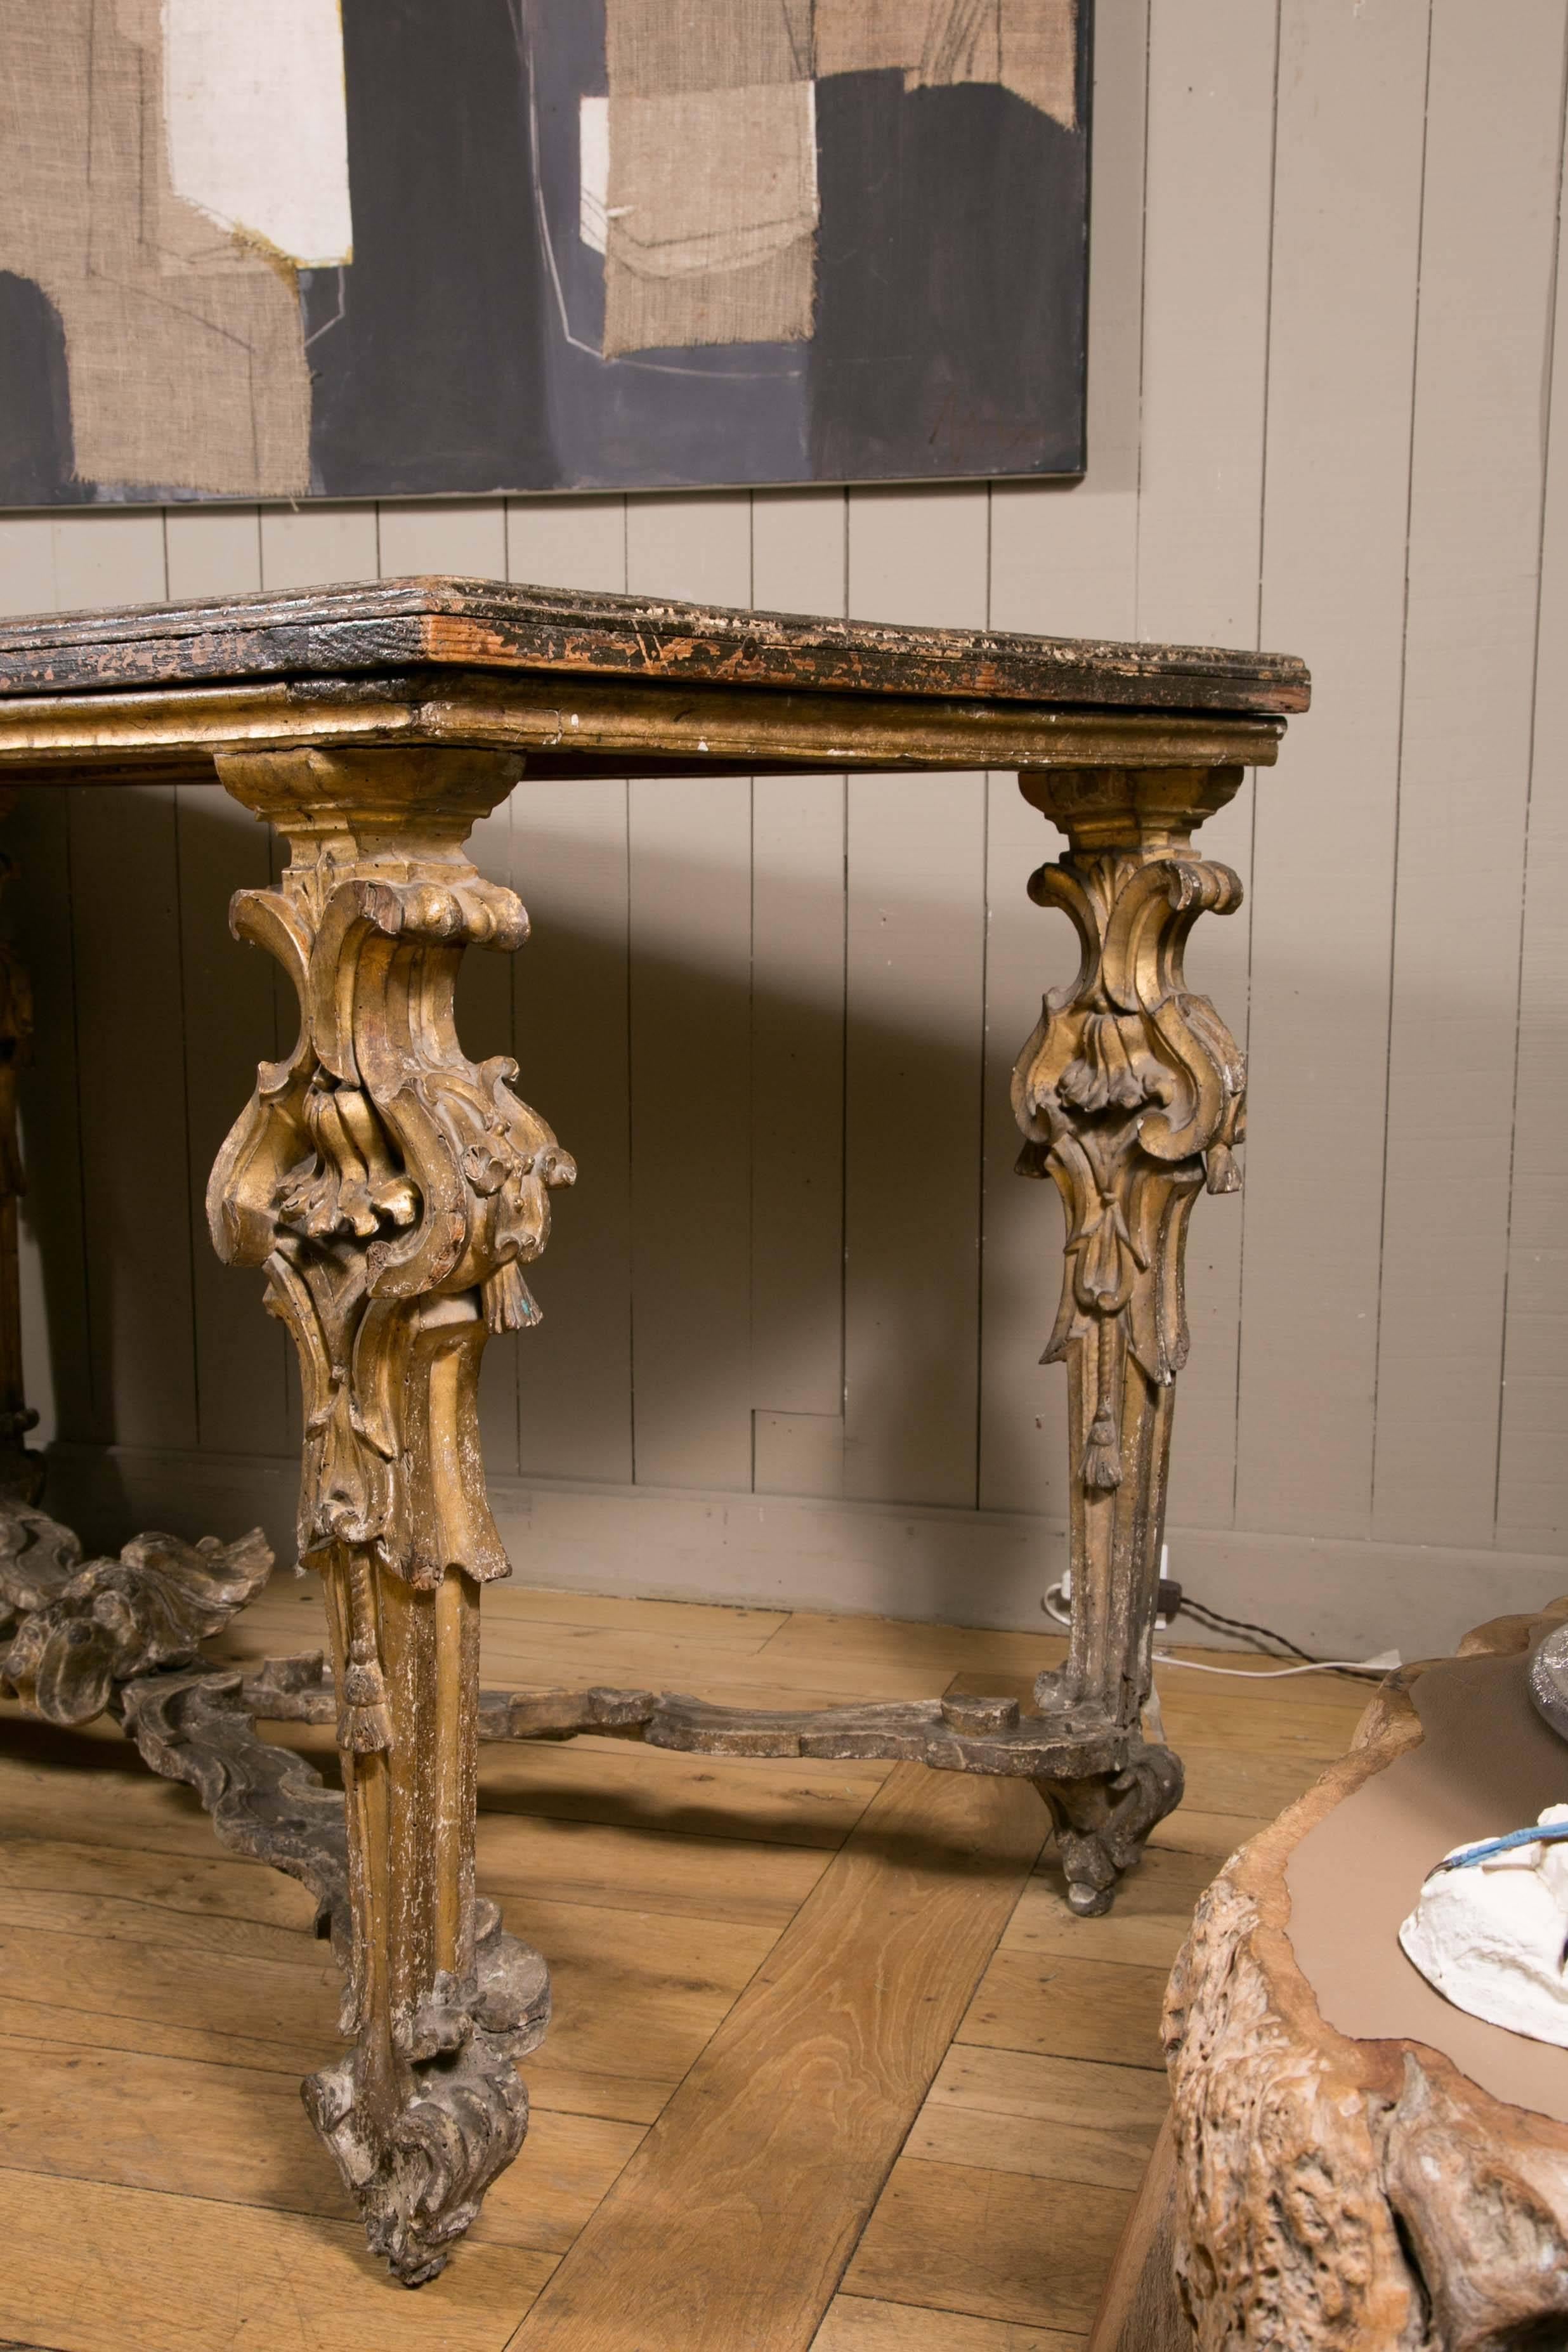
163;0;353;267
1400;1804;1568;2047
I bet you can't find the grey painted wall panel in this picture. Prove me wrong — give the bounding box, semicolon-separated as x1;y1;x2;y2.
1373;0;1568;1546
1238;0;1428;1545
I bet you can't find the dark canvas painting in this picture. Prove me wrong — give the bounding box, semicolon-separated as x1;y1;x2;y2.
0;0;1090;506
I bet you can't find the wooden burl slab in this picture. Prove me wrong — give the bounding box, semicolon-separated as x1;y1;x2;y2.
1164;1602;1568;2351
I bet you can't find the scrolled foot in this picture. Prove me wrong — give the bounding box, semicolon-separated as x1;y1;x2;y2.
1035;1741;1185;1916
304;1900;551;2286
119;1661;552;2286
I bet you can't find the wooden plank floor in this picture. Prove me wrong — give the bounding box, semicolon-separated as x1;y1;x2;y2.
0;1576;1368;2352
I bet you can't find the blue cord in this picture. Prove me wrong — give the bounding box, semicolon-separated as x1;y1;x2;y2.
1437;1821;1568;1871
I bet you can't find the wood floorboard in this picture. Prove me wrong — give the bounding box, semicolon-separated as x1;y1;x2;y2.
0;2037;639;2255
0;1584;1361;2351
944;1664;1362;1764
759;1612;1071;1676
959;1947;1172;2072
0;2165;556;2352
499;1895;780;2115
908;2101;1161;2196
3;2004;318;2079
505;1765;1048;2352
915;2048;1168;2192
476;1808;832;1928
219;1605;953;1707
813;2296;1085;2350
1145;1805;1270;1860
0;1919;343;2056
225;1574;789;1650
482;1585;790;1644
0;1721;270;1865
925;2044;1170;2133
0;1831;327;1952
1009;1848;1224;1972
491;1730;891;1847
842;2156;1131;2334
235;1709;892;1850
1172;1739;1345;1819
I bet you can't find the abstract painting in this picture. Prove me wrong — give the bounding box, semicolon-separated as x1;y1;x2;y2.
0;1;1091;505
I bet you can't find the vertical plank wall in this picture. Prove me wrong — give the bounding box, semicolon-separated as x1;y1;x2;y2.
1;0;1565;1656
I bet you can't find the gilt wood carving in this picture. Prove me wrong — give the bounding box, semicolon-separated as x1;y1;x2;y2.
205;742;573;2280
1010;765;1246;1909
0;578;1307;2286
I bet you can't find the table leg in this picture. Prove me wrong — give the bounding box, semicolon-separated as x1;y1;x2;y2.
207;743;574;2282
0;814;42;1503
1014;765;1247;1912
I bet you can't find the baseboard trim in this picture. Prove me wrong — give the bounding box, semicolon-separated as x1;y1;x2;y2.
41;1441;1568;1662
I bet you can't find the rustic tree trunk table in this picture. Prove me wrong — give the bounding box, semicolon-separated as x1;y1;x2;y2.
0;579;1307;2282
1166;1600;1568;2349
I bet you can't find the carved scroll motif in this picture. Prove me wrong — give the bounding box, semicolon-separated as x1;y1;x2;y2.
121;1661;551;2287
209;853;574;1609
0;1494;272;1725
206;745;573;2282
1014;847;1245;1500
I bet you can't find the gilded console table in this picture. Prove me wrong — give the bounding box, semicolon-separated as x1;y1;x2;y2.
0;579;1307;2282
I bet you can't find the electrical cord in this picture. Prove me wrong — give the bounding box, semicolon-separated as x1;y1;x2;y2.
1172;1593;1320;1664
1151;1649;1400;1680
1043;1552;1400;1683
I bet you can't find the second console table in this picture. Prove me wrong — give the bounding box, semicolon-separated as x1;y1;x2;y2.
0;577;1308;2282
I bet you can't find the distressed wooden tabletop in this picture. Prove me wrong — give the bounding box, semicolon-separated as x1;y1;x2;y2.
0;577;1310;787
0;575;1310;714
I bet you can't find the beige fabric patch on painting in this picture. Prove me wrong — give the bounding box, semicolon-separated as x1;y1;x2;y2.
606;0;813;98
814;0;1078;132
0;0;313;497
603;81;818;356
163;0;353;268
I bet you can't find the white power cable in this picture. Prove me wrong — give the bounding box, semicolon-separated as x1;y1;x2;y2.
1152;1648;1401;1680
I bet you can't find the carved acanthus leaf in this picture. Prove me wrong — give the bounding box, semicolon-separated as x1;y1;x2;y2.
201;747;575;2278
0;1499;273;1726
1013;849;1244;1489
209;860;575;1595
304;1899;550;2286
